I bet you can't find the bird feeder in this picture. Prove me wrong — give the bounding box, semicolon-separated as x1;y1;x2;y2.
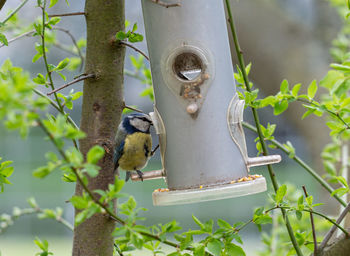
134;0;281;206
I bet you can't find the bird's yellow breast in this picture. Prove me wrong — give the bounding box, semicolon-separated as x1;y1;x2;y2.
118;132;152;171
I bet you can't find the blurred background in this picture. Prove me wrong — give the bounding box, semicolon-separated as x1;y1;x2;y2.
0;0;343;255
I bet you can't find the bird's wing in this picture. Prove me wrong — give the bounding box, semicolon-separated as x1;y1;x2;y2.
114;129;126;171
144;135;152;158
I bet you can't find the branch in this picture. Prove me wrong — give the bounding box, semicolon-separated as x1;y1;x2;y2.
297;98;350;130
47;73;95;96
0;30;34;48
303;186;318;254
33;88;79;149
319;202;350;252
119;41;149;61
224;1;303;255
39;1;64;113
122;103;144;113
52;27;85;71
36;118;196;253
0;205;73;233
242;121;347;207
1;0;29;24
265;206;349;237
151;0;181;8
48;12;85;17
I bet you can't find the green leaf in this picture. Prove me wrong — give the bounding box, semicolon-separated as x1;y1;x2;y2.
192;215;205;230
55;58;70;71
307;80;318;99
194;244;205;256
226;243;246;256
0;33;8;46
254;214;272;225
275;184;287;204
87;145;105;164
295;210;302;220
217;219;232;229
116;31;126;40
274;100;288;115
33;166;52;178
280;79;289;94
305;195;313;206
330;63;350;72
207;239;222;256
49;0;59;8
291;83;301;97
33;73;47;85
70;195;88;209
132;23;138;32
128;33;143;43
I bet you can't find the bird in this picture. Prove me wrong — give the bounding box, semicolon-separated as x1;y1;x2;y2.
113;113;153;182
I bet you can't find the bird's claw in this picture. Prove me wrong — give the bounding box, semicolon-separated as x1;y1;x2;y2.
136;170;144;182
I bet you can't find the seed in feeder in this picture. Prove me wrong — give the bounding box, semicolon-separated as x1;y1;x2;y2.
186;103;198;114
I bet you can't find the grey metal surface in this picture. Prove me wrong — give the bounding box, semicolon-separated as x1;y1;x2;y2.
142;0;247;190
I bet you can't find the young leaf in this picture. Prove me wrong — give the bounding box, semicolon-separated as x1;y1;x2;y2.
275;184;287;204
226;243;246;256
87;145;105;164
307;80;318;99
274;100;288;115
207;239;222;256
280;79;289;94
0;33;8;46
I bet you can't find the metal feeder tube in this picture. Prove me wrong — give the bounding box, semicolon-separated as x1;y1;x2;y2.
140;0;281;206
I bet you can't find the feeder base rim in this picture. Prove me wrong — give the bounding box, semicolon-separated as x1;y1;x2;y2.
152;176;267;206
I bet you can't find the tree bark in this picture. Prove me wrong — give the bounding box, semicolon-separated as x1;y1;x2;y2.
72;0;125;255
0;0;6;11
319;229;350;256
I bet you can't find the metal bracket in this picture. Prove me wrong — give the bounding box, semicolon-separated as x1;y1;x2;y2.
227;94;281;169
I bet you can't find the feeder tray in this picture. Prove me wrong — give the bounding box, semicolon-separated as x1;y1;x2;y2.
152;177;267;206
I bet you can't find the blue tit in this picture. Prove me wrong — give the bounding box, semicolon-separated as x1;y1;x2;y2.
114;113;153;182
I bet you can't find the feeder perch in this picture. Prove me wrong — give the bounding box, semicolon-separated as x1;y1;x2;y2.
136;0;281;206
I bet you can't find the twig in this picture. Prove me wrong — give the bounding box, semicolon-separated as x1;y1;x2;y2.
33;88;79;149
297;98;350;130
265;206;349;237
151;0;180;8
123;103;144;113
124;69;144;80
39;0;64;113
0;30;34;48
224;0;303;255
48;12;85;17
319;202;350;252
1;0;29;24
119;41;149;61
114;244;124;256
37;118;206;254
53;27;85;71
242;121;347;207
0;206;73;233
303;186;318;255
47;73;95;96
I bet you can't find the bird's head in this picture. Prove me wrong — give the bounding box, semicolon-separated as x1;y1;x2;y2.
122;113;153;134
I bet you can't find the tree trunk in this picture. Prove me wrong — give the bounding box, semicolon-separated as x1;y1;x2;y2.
72;0;125;255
